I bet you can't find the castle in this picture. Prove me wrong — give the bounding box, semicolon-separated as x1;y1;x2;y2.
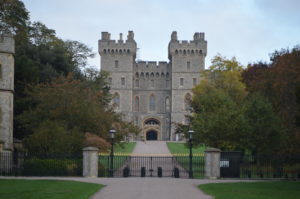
99;31;207;141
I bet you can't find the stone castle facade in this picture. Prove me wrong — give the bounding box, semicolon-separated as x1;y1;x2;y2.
0;34;14;152
99;31;207;141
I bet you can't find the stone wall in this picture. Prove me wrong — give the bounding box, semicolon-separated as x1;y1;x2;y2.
0;34;14;151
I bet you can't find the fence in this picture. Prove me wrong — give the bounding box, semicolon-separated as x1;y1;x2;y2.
240;155;300;179
220;152;300;179
0;151;82;176
98;154;205;178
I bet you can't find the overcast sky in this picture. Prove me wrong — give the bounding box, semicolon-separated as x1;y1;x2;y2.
23;0;300;69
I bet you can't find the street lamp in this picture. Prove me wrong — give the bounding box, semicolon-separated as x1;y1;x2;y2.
109;129;116;177
188;129;194;178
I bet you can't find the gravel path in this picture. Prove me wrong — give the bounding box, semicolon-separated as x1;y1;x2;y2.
132;141;172;155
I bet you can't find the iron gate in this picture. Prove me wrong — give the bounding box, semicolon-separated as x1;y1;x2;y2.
220;151;242;178
99;154;204;178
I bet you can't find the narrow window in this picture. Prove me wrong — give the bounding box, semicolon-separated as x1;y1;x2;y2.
184;93;192;111
108;77;112;84
180;78;184;86
149;94;155;111
113;93;120;110
187;61;190;69
165;97;170;111
193;78;197;86
135;96;139;112
115;60;119;68
121;77;125;86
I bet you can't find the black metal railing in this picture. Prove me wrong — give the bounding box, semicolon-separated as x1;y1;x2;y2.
98;154;205;178
0;152;82;176
220;152;300;179
240;155;300;179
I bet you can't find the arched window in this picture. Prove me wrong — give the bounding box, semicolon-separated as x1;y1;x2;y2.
161;72;165;77
166;72;169;78
156;72;159;78
150;72;154;78
145;119;160;126
184;93;192;111
103;49;107;54
135;79;139;88
134;96;139;112
135;72;139;78
175;49;178;54
113;93;120;110
141;72;144;78
149;94;155;111
165;96;170;111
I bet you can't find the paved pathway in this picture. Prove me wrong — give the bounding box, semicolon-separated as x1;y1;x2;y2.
0;177;262;199
132;141;172;155
0;142;263;199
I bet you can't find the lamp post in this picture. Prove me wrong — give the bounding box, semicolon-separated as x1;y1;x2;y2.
109;129;116;177
188;129;194;179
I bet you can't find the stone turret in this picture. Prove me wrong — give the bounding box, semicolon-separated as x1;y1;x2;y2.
0;34;14;151
168;32;207;140
98;31;137;122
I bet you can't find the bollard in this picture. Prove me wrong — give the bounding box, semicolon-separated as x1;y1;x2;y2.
158;167;162;177
174;167;180;178
141;167;146;177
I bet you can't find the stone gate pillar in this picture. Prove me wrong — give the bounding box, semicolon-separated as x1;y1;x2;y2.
82;147;99;177
204;148;221;179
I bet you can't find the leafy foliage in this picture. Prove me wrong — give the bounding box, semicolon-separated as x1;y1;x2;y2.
18;74;138;153
178;55;283;154
242;46;300;154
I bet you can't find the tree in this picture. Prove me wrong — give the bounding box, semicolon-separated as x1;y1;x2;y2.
190;82;246;150
0;0;29;34
18;74;139;153
179;55;283;155
242;94;283;155
242;46;300;154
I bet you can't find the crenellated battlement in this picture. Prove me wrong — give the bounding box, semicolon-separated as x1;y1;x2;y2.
136;61;168;69
0;34;15;54
99;31;137;55
168;31;207;58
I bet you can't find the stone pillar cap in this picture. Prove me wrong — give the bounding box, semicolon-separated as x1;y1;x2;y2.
204;147;221;152
83;147;99;151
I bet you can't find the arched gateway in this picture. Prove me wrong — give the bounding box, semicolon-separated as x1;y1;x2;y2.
144;118;160;140
146;130;158;140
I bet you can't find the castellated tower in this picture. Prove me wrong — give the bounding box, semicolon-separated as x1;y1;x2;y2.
0;34;15;151
99;31;136;122
99;31;206;141
168;31;207;140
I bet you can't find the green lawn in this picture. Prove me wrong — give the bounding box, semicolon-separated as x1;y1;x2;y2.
0;179;103;199
199;181;300;199
167;142;205;154
114;142;136;154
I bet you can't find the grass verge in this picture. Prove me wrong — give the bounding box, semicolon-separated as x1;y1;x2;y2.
0;179;103;199
167;142;205;154
199;181;300;199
